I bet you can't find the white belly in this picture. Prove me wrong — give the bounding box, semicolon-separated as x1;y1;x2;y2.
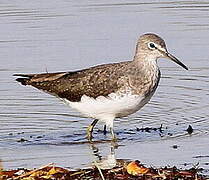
62;91;152;122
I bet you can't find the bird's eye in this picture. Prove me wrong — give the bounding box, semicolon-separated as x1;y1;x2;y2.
148;42;156;50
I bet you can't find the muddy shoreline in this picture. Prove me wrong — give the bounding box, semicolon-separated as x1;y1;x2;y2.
1;159;208;180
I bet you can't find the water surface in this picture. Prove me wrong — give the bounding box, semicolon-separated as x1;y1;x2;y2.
0;0;209;172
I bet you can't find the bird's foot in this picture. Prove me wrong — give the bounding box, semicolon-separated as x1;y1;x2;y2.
110;127;117;142
112;135;117;142
86;124;93;142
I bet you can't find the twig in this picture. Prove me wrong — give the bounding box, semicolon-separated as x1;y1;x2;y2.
94;161;105;180
14;163;54;179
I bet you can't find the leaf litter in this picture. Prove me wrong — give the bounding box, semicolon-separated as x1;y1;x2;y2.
0;159;207;180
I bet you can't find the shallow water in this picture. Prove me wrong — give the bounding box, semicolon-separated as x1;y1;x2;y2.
0;0;209;173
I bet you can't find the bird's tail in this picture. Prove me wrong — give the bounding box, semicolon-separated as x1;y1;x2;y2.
13;72;67;86
13;74;34;86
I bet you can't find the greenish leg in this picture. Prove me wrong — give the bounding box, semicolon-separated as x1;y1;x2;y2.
87;119;99;141
110;127;117;142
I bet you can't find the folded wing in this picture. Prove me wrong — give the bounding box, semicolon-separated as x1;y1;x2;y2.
14;63;127;102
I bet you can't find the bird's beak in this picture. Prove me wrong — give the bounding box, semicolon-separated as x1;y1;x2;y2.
166;52;188;70
159;49;188;70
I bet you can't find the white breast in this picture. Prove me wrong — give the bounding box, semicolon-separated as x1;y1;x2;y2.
62;91;152;122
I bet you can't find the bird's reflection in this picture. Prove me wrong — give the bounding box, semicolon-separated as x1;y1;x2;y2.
89;142;118;170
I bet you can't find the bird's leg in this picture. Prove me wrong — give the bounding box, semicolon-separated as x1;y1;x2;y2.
87;119;98;141
110;127;117;142
103;125;107;135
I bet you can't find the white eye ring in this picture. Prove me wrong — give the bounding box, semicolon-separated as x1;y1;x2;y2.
148;42;157;50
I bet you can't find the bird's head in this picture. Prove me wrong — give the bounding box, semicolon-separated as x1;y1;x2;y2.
134;33;188;70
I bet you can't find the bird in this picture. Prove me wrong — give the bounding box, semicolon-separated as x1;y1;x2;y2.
14;33;188;141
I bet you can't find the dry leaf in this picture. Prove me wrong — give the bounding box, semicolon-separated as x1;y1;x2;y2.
48;166;69;175
127;161;149;176
0;170;19;178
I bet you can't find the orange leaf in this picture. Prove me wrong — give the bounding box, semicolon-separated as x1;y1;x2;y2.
48;166;69;175
127;161;149;176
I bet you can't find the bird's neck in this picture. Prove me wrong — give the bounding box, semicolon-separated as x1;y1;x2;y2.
133;52;159;71
125;53;160;97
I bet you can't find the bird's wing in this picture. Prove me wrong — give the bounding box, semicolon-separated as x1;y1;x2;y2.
14;62;129;102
